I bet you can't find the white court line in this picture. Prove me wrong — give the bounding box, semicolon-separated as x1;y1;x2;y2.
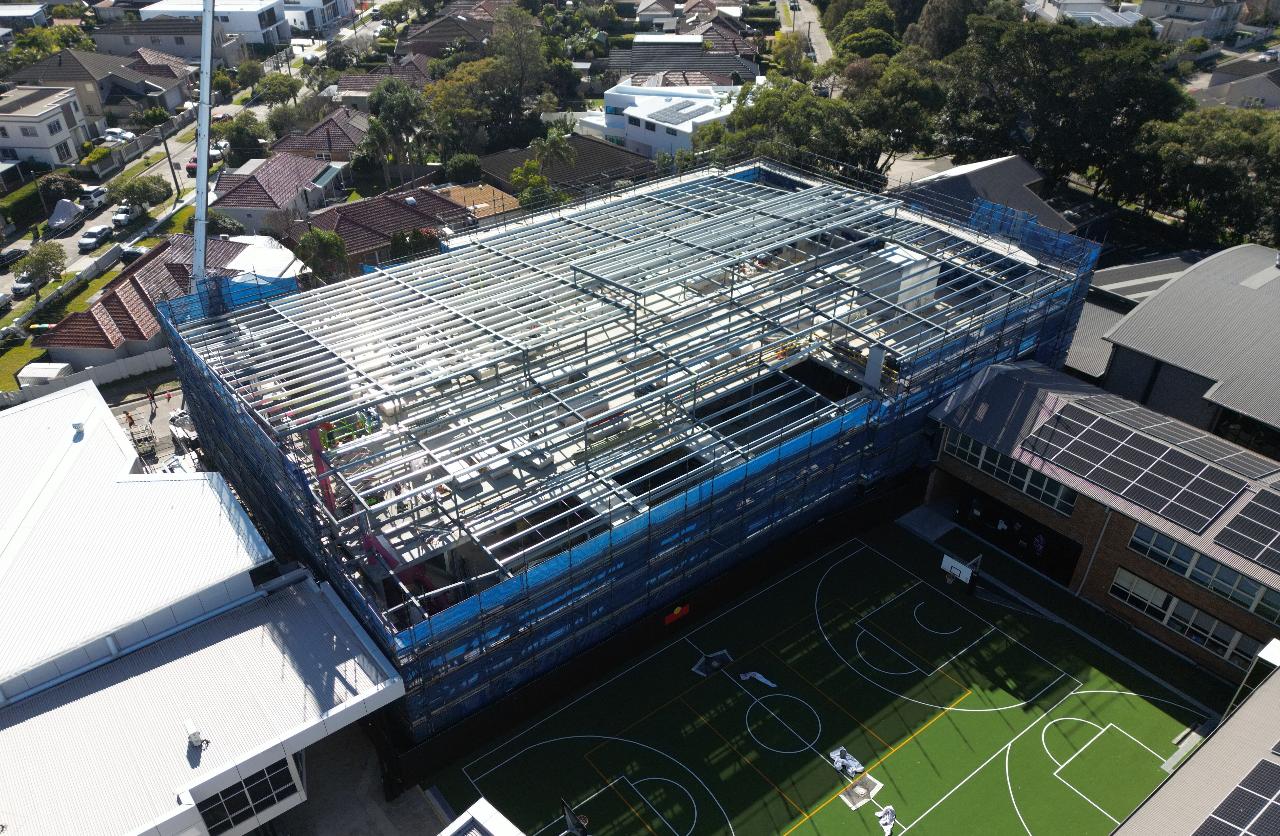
1004;746;1032;836
463;536;871;779
1051;723;1169;827
926;626;996;677
858;542;1083;687
525;777;628;836
912;601;962;635
632;777;699;836
620;775;682;836
857;628;923;676
1039;717;1104;769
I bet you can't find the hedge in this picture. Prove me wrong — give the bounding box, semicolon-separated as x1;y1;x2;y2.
742;16;780;32
608;33;635;48
81;146;112;166
746;4;775;15
0;180;45;228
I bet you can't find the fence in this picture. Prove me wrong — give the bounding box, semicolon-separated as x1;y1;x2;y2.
0;346;173;408
12;244;123;332
79;108;198;181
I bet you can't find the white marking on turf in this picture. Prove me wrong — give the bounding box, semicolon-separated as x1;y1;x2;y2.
856;629;921;676
1039;717;1104;768
1004;745;1033;836
620;775;682;836
913;601;962;635
624;775;698;836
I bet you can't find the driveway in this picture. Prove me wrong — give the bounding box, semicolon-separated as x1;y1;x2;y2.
778;0;834;64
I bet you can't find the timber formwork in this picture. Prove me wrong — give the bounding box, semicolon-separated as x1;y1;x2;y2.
159;160;1099;741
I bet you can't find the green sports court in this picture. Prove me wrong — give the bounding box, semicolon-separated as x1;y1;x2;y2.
432;529;1219;835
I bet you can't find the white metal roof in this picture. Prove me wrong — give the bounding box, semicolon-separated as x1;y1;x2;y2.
0;382;272;686
0;577;403;836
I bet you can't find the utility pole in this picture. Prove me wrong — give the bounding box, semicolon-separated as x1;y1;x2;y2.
193;0;215;312
157;128;182;205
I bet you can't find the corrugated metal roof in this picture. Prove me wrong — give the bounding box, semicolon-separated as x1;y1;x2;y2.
1064;298;1124;379
1089;254;1203;303
1104;244;1280;428
933;362;1280;589
1117;663;1280;834
0;578;402;836
0;383;272;685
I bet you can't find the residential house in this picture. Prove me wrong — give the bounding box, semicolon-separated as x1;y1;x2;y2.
1207;54;1280;86
434;182;520;222
894;156;1076;234
299;186;474;269
91;0;164;22
683;16;760;58
0;4;49;30
607;34;761;79
92;16;241;65
1138;0;1243;41
0;86;90;168
1024;0;1153;28
335;56;430;111
34;234;302;369
1194;66;1280;108
271;107;368;162
141;0;290;45
395;14;492;58
478;133;656;196
0;381;403;836
1096;244;1280;457
636;0;679;30
212;154;343;233
124;47;193;87
576;82;738;158
281;0;355;34
0;28;13;48
10;50;187;137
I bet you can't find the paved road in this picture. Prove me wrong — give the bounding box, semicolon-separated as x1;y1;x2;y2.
778;0;833;65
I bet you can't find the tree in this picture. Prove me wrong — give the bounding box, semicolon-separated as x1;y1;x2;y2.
773;32;813;80
655;151;674;175
838;28;901;59
368;77;428;175
489;6;546;119
238;59;264;92
832;0;896;41
296;229;348;281
388;228;440;260
941;19;1188;189
257;73;303;105
108;174;172;208
37;171;81;206
510;159;563;207
211;69;235;99
185;210;245;235
444;152;482;182
903;0;982;58
134;106;170;127
380;0;407;19
267;94;331;138
529;126;576;171
212;111;271;166
847;47;948;168
15;242;66;295
322;41;357;71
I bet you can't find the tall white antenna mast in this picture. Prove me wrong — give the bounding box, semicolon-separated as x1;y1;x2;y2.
192;0;216;299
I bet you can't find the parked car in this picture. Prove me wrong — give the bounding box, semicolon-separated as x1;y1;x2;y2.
0;247;27;272
0;291;11;314
103;128;137;143
370;7;382;17
185;156;198;175
208;147;224;162
11;271;50;299
112;203;145;228
47;198;85;234
789;0;800;9
77;225;113;252
80;184;109;211
120;244;149;264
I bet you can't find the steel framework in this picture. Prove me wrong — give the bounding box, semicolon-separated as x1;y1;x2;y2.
160;160;1099;740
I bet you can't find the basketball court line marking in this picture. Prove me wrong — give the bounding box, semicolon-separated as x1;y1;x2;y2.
856;628;923;676
913;601;962;635
631;777;698;836
584;752;659;836
1039;717;1104;768
619;775;682;836
764;644;892;748
1004;745;1033;836
462;536;871;783
524;777;628;836
1051;720;1169;826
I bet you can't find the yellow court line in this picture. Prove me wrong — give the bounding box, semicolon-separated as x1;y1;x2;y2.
766;645;891;748
781;688;973;836
583;751;659;836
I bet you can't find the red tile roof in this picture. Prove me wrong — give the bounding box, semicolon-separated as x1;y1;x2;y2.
337;60;430;93
126;47;191;80
212;155;330;211
304;186;473;258
271;107;369;159
35;235;248;351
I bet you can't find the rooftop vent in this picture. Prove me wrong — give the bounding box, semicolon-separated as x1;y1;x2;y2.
405;196;417;206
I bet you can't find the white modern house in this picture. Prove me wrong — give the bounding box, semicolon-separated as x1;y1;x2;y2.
0;382;404;836
0;3;48;30
576;82;739;158
282;0;354;33
141;0;290;44
1024;0;1154;28
1138;0;1243;40
0;85;89;167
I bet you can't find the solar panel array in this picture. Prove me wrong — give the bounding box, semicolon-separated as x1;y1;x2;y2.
1082;395;1279;480
1215;491;1280;573
1023;403;1248;533
1194;759;1280;836
649;101;715;126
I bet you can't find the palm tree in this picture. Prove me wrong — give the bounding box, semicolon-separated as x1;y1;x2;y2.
529;128;576;175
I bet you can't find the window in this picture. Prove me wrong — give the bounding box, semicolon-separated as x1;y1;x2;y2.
0;148;15;161
1109;567;1261;668
644;120;656;132
0;127;7;138
71;101;79;112
605;105;624;115
174;35;186;45
20;126;38;138
54;141;71;162
943;429;1077;514
1128;524;1280;622
48;119;63;135
197;758;298;835
151;35;162;44
665;127;677;136
627;116;640;126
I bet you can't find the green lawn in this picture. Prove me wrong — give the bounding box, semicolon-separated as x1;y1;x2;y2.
177;126;197;144
117;154;160;183
780;0;793;27
0;340;46;390
432;526;1220;835
137;205;195;247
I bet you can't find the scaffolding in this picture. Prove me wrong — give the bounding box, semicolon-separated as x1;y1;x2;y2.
159;160;1099;741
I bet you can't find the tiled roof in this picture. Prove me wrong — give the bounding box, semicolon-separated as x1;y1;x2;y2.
11;49;151;85
93;15;202;36
213;155;329;210
608;41;761;76
685;17;760;56
272;107;369;157
479;134;656;192
125;47;190;80
637;0;677;14
396;15;492;56
624;69;739;86
304;186;473;257
337;63;429;93
35;235;247;351
434;183;519;218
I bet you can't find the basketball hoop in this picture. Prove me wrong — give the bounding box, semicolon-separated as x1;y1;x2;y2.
945;572;956;585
